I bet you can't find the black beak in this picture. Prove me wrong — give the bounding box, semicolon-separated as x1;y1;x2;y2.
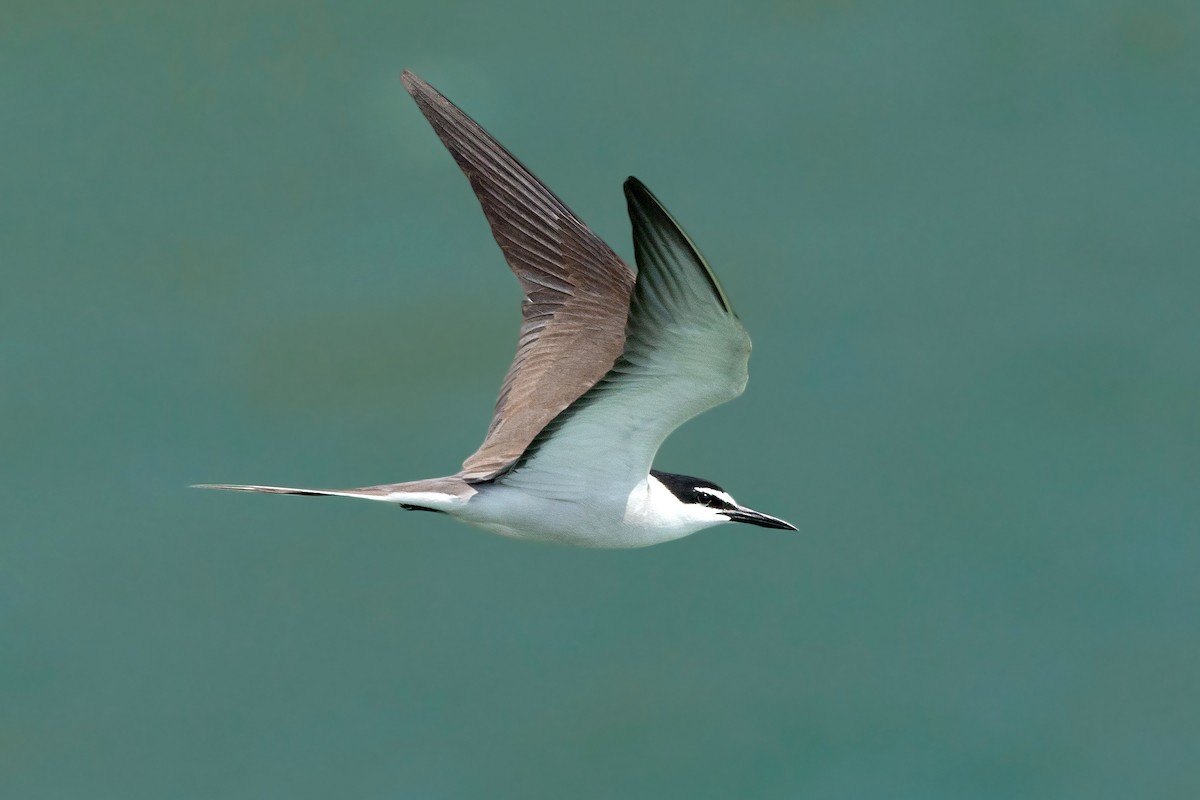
722;507;797;531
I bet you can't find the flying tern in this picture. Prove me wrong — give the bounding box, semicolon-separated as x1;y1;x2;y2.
196;71;795;547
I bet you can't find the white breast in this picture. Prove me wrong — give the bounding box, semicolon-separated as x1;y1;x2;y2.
455;474;729;548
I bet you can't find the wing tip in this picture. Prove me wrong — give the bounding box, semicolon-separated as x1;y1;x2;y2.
623;175;651;204
400;70;446;110
400;69;424;94
623;177;672;230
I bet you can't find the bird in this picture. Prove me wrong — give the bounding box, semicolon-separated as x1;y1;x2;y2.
194;70;795;548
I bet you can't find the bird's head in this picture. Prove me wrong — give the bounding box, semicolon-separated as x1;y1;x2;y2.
650;470;796;532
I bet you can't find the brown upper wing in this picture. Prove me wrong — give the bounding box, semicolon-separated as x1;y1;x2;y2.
401;72;635;481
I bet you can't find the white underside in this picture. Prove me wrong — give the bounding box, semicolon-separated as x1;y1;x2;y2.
390;474;729;548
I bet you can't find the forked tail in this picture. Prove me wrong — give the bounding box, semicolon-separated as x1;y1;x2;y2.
192;477;476;512
192;483;394;500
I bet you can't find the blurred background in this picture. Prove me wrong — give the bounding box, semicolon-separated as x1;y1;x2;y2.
3;1;1197;797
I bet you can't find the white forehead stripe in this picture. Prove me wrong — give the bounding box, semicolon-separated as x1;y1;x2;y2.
695;487;736;506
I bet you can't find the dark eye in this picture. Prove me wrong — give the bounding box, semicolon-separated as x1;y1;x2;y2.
694;488;735;510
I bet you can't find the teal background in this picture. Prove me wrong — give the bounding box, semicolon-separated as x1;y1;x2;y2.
3;1;1198;797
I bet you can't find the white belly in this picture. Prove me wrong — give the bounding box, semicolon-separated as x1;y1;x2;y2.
454;475;726;549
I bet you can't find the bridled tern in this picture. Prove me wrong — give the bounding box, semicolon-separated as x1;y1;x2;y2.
195;70;795;548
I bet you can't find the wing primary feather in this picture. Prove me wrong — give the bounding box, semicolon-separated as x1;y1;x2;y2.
624;177;734;314
400;71;635;481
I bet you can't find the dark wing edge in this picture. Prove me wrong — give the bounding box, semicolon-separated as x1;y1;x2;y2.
400;71;635;481
623;176;735;317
